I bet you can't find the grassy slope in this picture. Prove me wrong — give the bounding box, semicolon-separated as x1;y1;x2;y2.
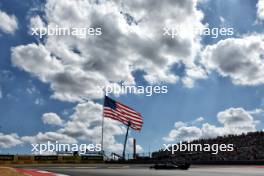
0;167;27;176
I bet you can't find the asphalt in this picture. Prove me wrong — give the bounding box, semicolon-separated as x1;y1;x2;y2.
18;165;264;176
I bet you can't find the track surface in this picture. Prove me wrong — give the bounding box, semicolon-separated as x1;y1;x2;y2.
18;165;264;176
16;168;67;176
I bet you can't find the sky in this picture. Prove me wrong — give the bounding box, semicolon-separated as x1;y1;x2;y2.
0;0;264;155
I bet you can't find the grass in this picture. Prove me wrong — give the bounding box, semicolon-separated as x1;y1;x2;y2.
0;167;27;176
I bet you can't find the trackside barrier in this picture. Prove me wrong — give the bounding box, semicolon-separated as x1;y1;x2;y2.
0;154;104;164
0;155;14;160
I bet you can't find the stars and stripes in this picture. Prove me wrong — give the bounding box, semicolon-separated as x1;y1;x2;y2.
103;96;143;131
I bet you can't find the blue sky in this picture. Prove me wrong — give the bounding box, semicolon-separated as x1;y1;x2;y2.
0;0;264;155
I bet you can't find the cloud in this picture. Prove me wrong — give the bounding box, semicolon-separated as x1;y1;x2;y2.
58;101;128;153
0;10;18;34
202;35;264;86
21;132;77;144
11;0;206;103
42;113;64;126
257;0;264;21
0;133;22;148
11;43;108;102
163;125;202;142
194;116;204;123
9;0;207;152
163;107;258;142
163;121;202;142
217;107;258;134
200;123;225;139
11;44;63;81
34;98;44;105
18;101;133;154
0;100;140;154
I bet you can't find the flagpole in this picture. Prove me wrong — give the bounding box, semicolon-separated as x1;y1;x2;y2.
101;91;105;157
122;121;131;160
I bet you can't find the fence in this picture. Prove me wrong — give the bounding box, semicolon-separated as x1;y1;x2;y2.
0;154;104;164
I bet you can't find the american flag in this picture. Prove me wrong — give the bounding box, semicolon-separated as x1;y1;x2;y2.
103;96;143;131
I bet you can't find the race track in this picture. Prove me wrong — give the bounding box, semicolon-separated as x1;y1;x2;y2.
20;165;264;176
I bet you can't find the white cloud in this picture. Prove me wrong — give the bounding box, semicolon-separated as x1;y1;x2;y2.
58;101;128;153
0;10;18;34
11;0;206;103
18;101;136;154
21;132;77;144
7;0;204;152
11;44;64;82
163;107;258;142
195;116;204;123
35;98;44;105
175;121;188;128
29;15;45;30
202;35;264;86
163;125;202;142
163;121;202;142
201;123;224;139
0;100;139;154
0;133;22;148
8;0;207;153
182;65;207;88
217;107;258;134
257;0;264;21
42;113;64;126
